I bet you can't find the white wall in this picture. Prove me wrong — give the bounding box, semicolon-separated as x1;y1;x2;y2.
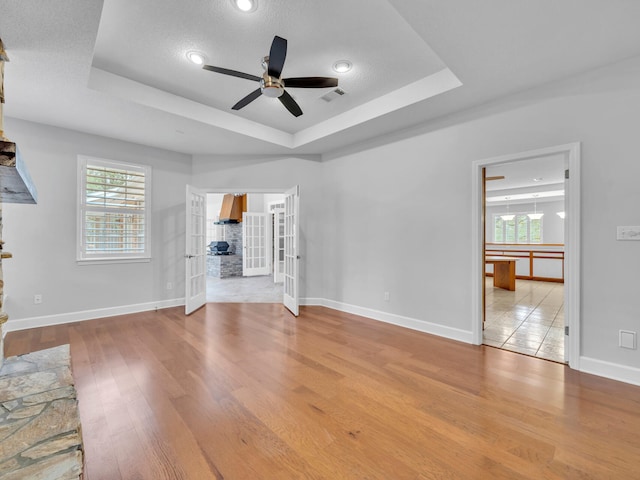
319;55;640;374
246;193;263;213
206;194;224;223
263;193;285;212
3;119;191;326
205;193;224;245
246;193;285;213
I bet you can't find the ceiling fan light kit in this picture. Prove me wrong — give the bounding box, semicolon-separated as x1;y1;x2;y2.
260;70;284;98
202;35;339;117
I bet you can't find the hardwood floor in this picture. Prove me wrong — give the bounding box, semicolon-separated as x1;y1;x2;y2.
5;304;640;479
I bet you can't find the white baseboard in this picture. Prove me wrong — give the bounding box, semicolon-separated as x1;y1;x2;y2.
579;356;640;387
300;297;324;306
4;298;185;333
301;297;474;344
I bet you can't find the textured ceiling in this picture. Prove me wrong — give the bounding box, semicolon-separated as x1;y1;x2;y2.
92;0;448;134
2;0;640;156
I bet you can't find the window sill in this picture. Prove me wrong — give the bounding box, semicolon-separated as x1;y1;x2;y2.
77;257;151;266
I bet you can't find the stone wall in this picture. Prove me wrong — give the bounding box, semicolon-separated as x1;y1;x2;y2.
0;319;4;371
207;254;243;278
0;344;83;479
222;223;242;255
207;222;244;278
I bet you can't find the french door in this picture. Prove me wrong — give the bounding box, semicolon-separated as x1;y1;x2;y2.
243;212;272;276
283;186;299;316
273;208;285;283
185;186;207;314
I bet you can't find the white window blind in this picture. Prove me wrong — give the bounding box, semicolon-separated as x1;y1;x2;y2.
78;156;151;263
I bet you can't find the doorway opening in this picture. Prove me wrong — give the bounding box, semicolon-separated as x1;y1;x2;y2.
484;157;565;362
185;185;299;316
471;143;581;369
205;192;284;303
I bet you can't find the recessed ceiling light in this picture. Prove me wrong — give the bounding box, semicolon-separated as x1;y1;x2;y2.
186;51;206;65
332;60;352;73
233;0;257;12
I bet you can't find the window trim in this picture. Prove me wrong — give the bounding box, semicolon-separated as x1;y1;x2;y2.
77;156;152;264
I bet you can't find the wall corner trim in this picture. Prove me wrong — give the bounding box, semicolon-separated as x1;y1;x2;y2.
579;356;640;387
4;298;185;333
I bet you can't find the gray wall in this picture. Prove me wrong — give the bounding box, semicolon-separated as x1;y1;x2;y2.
319;56;640;371
3;118;191;320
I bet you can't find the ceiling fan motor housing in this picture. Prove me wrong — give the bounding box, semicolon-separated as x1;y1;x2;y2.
261;73;284;98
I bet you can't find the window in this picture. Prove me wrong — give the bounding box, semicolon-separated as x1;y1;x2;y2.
494;213;542;244
78;156;151;263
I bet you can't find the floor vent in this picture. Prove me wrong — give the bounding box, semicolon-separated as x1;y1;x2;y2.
320;88;346;102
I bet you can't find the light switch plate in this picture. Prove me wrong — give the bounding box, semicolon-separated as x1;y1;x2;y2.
616;226;640;240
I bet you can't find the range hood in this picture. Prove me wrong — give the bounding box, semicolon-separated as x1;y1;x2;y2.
217;193;246;223
0;38;37;204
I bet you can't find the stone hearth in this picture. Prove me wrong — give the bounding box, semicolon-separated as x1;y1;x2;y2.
0;344;83;479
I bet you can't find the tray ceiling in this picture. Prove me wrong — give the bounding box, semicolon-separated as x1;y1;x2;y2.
2;0;640;155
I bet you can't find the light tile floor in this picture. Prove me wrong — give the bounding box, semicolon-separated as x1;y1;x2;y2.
483;278;565;363
206;274;284;303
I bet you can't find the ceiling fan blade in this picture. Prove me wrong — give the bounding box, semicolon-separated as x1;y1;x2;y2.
283;77;339;88
203;65;261;82
279;90;303;117
232;88;263;110
267;36;287;78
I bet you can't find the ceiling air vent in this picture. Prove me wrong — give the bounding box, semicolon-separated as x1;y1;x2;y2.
320;87;346;103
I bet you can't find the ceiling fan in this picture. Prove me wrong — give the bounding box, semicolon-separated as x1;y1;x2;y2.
203;35;338;117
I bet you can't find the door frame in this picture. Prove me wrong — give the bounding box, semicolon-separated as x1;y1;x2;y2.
471;142;581;369
200;187;295;307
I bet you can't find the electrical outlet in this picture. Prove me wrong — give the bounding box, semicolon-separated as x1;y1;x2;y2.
384;292;390;302
166;282;173;290
34;294;42;304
